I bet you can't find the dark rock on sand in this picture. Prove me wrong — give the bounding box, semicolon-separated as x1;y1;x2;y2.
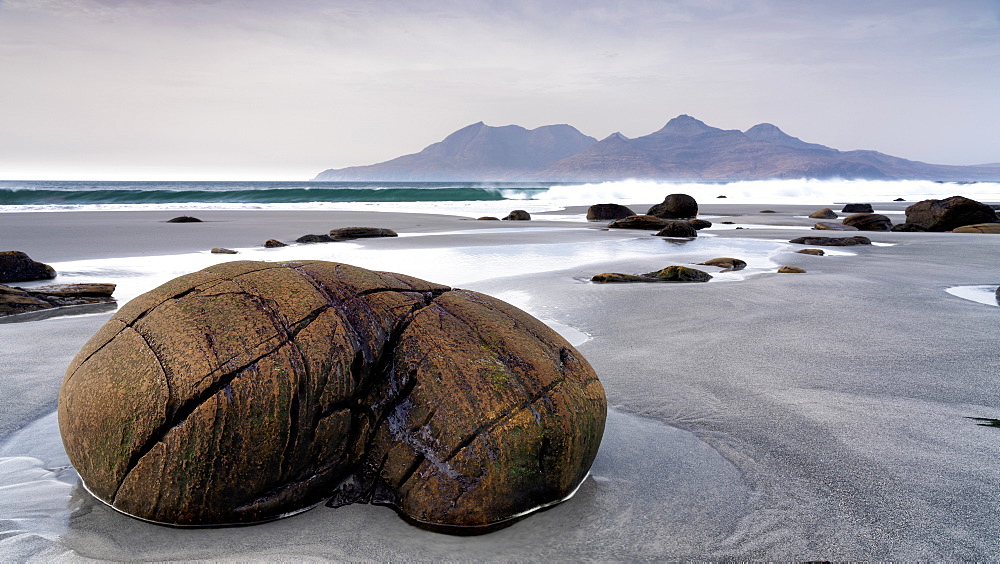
590;273;656;283
843;213;893;231
894;197;906;201
697;257;747;271
1;283;115;316
809;208;838;219
211;248;238;254
587;203;636;221
904;196;999;231
166;216;202;223
789;236;872;246
607;215;668;230
655;221;698;238
890;223;927;232
296;234;335;243
502;210;531;221
328;227;399;241
591;265;712;283
795;248;825;256
0;251;57;283
814;222;858;231
264;239;288;248
688;219;712;230
717;195;727;198
778;266;806;273
953;223;1000;234
647;194;698;219
720;221;735;225
841;203;874;213
58;261;606;531
477;216;500;221
759;210;776;214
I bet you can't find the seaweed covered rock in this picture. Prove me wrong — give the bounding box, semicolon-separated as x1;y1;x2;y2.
904;196;999;231
58;261;605;531
647;194;698;219
0;251;56;283
587;203;635;221
592;266;711;283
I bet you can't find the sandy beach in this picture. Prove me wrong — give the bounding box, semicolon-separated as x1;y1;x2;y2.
2;202;999;560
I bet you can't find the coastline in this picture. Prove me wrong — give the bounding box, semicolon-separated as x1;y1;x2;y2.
2;203;999;559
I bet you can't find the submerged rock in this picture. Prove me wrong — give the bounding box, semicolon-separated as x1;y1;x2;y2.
1;283;115;316
607;215;668;230
697;257;747;271
328;227;398;241
842;213;893;231
809;208;838;219
502;210;531;221
795;248;825;256
296;234;335;243
841;204;874;213
789;236;872;246
587;203;635;221
0;251;56;283
904;196;999;231
591;265;712;283
477;216;500;221
647;194;698;219
58;261;606;532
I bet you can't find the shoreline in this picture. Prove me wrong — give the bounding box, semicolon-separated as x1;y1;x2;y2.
2;204;999;559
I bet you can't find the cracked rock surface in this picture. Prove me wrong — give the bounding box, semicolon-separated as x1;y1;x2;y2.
58;260;606;530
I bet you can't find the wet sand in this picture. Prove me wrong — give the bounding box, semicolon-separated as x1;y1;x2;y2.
2;203;999;560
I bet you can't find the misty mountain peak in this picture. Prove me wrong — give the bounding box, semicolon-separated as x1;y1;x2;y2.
745;122;832;151
656;114;717;136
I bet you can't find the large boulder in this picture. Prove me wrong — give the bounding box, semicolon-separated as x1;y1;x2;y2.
647;194;698;219
587;203;635;221
655;221;698;238
58;261;605;532
328;227;398;241
0;251;56;283
842;213;893;231
789;236;872;246
904;196;999;231
841;203;874;213
607;215;668;230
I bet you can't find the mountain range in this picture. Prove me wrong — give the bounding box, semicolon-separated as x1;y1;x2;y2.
313;115;1000;182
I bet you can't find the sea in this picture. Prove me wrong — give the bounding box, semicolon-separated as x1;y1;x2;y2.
2;178;999;216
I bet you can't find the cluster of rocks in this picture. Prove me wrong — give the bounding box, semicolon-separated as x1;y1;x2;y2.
1;251;115;317
58;261;606;531
592;265;712;283
808;196;999;233
597;194;709;239
284;227;400;246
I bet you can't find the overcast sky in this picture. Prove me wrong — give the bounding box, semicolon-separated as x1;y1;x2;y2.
1;0;998;180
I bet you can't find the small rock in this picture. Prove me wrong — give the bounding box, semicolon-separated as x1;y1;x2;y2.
655;221;698;238
587;204;635;221
697;257;747;271
894;198;905;202
590;273;657;283
777;266;806;273
720;221;735;225
166;216;202;223
502;210;531;221
717;195;727;198
795;249;825;256
264;239;288;248
688;219;712;230
607;215;668;230
328;227;398;241
843;213;893;231
814;222;858;231
211;248;237;254
647;194;698;219
296;234;334;243
789;236;872;246
759;210;776;214
841;204;874;213
809;208;838;219
0;251;57;283
476;217;500;221
643;266;712;282
952;223;1000;234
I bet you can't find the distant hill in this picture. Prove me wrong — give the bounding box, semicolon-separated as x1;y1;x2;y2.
313;115;1000;182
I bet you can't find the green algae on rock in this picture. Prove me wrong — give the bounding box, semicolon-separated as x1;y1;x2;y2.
58;261;606;532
